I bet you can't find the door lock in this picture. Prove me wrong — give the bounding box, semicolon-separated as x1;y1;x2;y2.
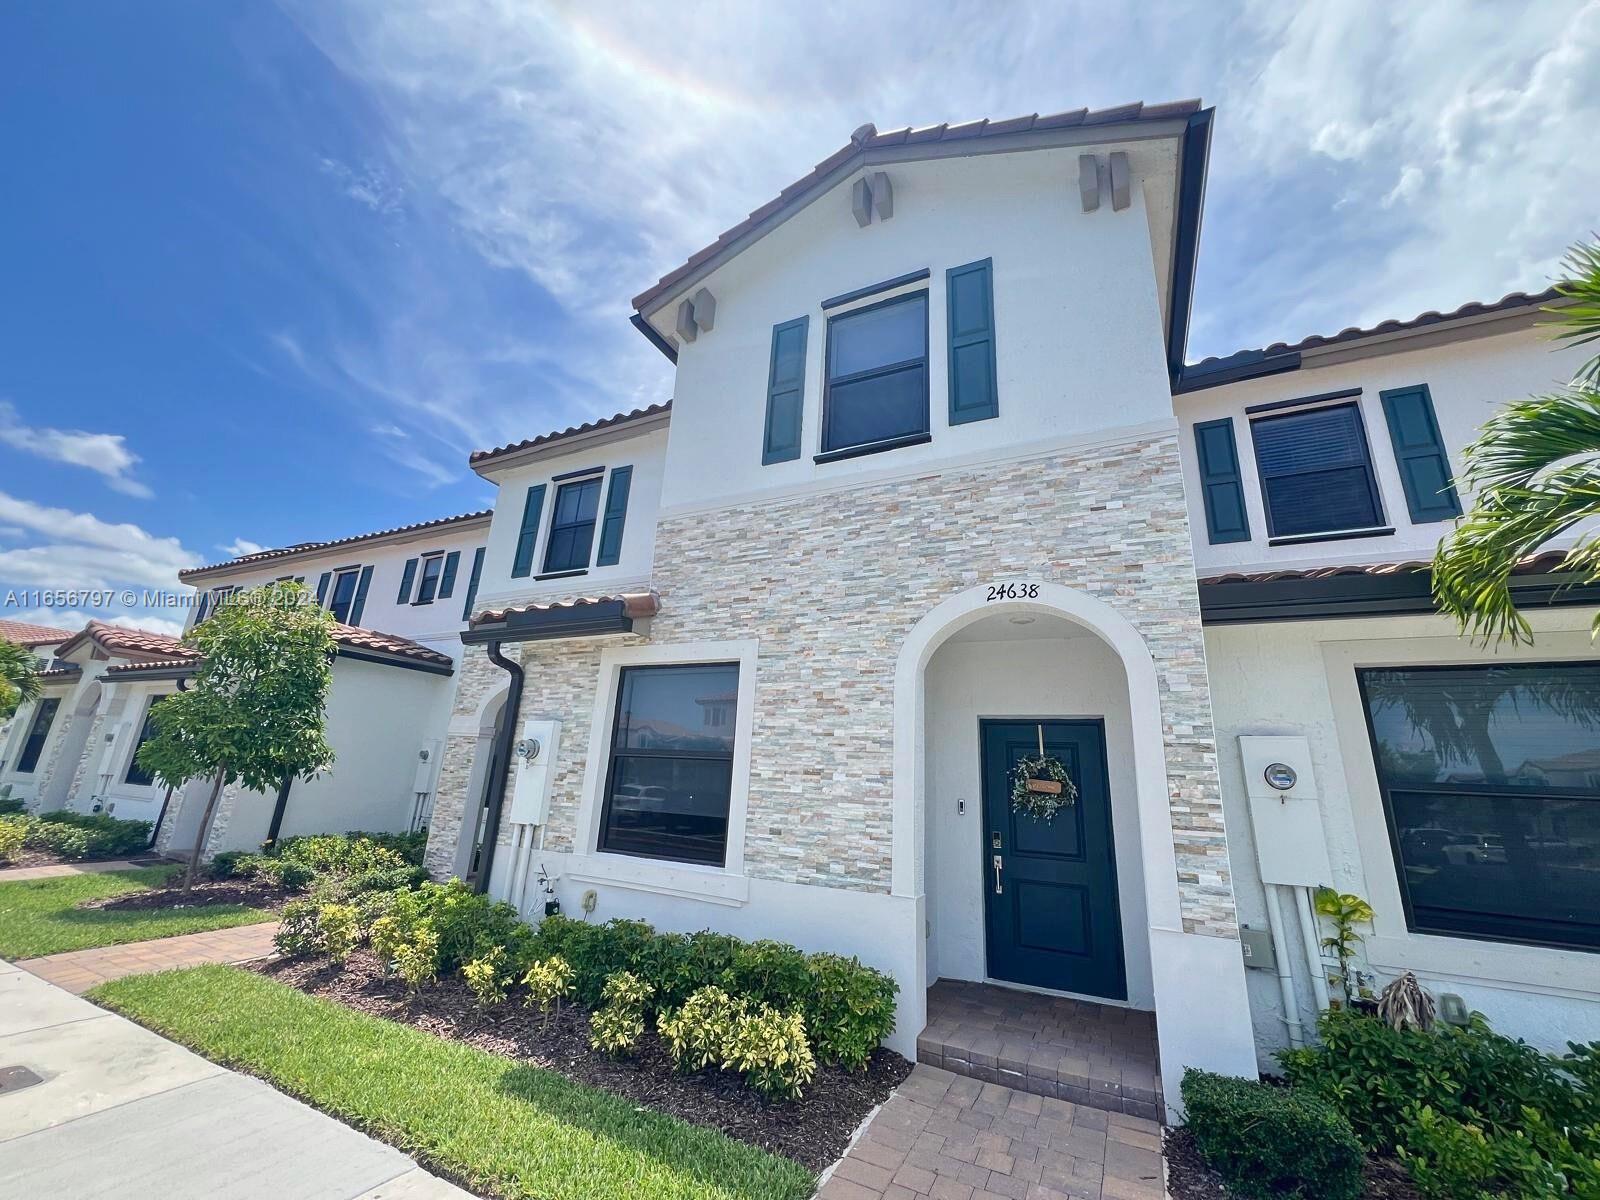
991;853;1004;894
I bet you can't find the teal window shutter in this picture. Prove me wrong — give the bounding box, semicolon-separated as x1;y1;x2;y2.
194;591;210;624
347;565;374;626
315;572;331;605
511;484;547;578
1193;418;1251;543
461;546;485;621
438;550;461;598
763;317;808;464
1381;384;1461;523
946;258;998;425
396;558;418;603
596;466;633;566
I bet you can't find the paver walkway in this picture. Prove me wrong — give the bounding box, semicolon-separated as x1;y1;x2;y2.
19;921;280;993
0;857;163;883
820;1064;1163;1200
0;958;471;1198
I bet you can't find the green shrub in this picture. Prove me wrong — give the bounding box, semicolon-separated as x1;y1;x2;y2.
24;820;90;860
0;816;26;863
521;955;574;1024
659;985;744;1073
392;920;439;991
0;796;25;815
318;903;359;964
726;939;811;1011
805;952;898;1070
385;881;533;975
1398;1104;1585;1199
274;833;412;876
1182;1068;1364;1200
589;1004;646;1056
726;1005;816;1101
369;914;406;977
23;811;150;859
274;899;324;957
462;946;509;1006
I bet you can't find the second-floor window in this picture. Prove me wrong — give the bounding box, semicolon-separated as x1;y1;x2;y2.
822;291;929;456
327;567;362;624
1249;403;1385;540
543;476;603;574
415;553;445;604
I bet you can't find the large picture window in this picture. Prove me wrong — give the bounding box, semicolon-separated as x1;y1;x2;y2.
15;697;60;774
1359;662;1600;951
123;695;169;787
1250;403;1385;538
597;662;739;866
821;291;929;456
542;476;603;574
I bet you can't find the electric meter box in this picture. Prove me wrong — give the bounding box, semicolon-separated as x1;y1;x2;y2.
507;719;561;826
1239;734;1332;887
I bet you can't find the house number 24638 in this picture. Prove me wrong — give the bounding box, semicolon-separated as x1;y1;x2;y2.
985;582;1040;601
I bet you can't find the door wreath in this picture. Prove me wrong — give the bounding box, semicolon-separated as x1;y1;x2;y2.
1010;724;1078;821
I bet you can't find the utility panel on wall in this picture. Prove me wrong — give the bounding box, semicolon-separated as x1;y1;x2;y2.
1239;734;1332;887
508;719;561;826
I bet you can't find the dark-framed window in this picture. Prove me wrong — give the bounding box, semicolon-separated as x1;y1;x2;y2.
123;695;170;787
1249;403;1385;538
15;697;60;774
1358;662;1600;952
542;476;603;574
414;553;445;605
821;290;929;456
597;662;739;866
327;567;361;624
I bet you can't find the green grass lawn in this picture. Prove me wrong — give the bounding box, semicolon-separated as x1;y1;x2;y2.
92;966;813;1200
0;867;275;959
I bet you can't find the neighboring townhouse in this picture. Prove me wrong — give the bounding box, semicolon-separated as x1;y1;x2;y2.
0;510;487;857
0;619;72;748
419;99;1600;1118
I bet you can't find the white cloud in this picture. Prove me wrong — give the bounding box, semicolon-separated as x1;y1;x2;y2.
222;538;267;558
6;607;185;640
0;401;153;498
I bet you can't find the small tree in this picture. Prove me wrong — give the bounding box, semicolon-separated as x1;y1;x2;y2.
0;640;42;720
1433;237;1600;642
137;582;336;890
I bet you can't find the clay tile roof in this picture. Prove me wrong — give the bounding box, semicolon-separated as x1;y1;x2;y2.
630;101;1203;316
0;619;73;646
469;402;672;469
179;509;492;580
330;623;453;669
1184;288;1562;380
103;657;196;677
1195;549;1576;588
473;591;660;627
77;622;197;660
37;665;82;680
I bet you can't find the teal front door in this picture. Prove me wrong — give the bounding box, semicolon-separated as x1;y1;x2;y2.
980;719;1127;1000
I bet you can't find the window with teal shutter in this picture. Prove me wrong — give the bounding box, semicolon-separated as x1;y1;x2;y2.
438;550;460;598
596;466;633;566
347;565;374;626
396;558;418;603
1193;418;1251;543
510;484;546;578
1380;384;1461;523
946;258;998;424
461;546;485;621
763;317;808;463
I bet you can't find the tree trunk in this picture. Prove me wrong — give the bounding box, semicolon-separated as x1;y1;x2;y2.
184;764;228;895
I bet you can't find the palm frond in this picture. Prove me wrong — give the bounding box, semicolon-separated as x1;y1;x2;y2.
1457;388;1600;490
0;641;42;716
1548;237;1600;387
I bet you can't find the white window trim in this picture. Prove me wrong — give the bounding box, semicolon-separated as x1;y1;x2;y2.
1322;628;1600;997
568;638;759;907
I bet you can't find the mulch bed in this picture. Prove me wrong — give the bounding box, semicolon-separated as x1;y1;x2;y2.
1164;1128;1423;1200
255;949;912;1172
82;878;291;912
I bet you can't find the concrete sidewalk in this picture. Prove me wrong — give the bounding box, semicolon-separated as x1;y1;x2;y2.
0;959;473;1199
0;858;163;883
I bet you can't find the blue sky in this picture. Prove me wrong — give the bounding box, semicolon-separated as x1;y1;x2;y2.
1;1;1596;635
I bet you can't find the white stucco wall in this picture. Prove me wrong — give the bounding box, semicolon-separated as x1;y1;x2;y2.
1206;606;1600;1064
185;518;489;657
472;425;667;614
657;140;1181;515
922;627;1154;1010
1179;323;1596;579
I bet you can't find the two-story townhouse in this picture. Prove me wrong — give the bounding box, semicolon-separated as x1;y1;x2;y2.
426;101;1251;1119
0;619;72;752
1176;293;1600;1062
0;510;487;858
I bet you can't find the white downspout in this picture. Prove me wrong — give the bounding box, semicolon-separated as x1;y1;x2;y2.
1293;885;1333;1013
1262;884;1306;1047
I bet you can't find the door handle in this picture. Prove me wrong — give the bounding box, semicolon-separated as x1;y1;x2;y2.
991;853;1003;895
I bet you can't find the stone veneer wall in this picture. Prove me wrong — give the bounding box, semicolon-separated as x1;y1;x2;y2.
426;432;1239;939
